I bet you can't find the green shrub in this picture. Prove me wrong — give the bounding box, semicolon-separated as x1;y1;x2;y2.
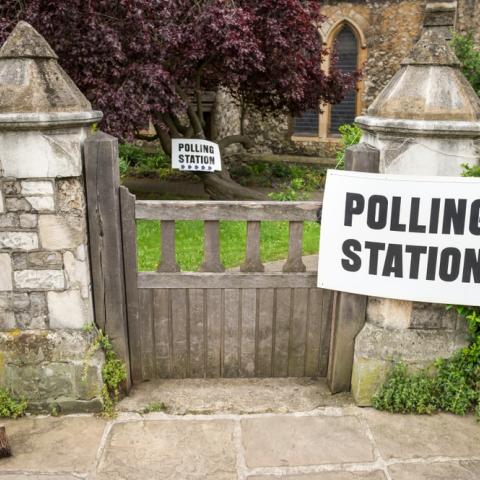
0;388;27;419
451;32;480;97
373;363;437;415
119;142;170;177
335;123;362;169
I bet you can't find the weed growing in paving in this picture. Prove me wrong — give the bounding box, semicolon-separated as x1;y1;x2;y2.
143;402;167;414
0;389;27;419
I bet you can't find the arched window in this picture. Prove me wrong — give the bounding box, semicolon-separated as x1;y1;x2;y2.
329;24;358;135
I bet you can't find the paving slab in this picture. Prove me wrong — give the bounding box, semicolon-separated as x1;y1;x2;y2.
0;416;105;474
363;410;480;460
248;472;387;479
388;460;480;479
0;476;79;480
97;419;237;480
118;378;353;415
241;415;375;468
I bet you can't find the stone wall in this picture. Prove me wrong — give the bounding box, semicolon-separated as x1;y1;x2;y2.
0;130;104;412
0;176;91;330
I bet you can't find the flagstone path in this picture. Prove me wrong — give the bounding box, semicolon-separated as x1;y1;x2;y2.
1;378;479;479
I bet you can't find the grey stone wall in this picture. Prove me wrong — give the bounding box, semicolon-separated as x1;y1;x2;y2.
0;177;92;330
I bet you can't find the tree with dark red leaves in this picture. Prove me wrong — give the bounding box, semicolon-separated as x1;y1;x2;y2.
0;0;355;199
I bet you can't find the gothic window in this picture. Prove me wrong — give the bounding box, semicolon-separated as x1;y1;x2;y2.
292;21;361;139
329;24;358;135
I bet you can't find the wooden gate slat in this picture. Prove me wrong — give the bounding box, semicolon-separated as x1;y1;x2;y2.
206;289;222;377
240;288;256;377
171;288;188;378
188;288;205;378
153;289;171;378
138;289;155;380
305;288;323;377
256;288;275;377
320;289;334;377
273;287;291;377
288;288;309;376
223;288;240;377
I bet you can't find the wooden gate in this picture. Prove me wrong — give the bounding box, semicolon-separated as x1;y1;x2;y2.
85;133;375;389
119;191;334;382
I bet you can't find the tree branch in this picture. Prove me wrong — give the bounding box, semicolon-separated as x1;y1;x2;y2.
195;72;205;128
176;85;205;139
171;113;189;135
218;135;254;153
161;113;182;138
153;121;172;156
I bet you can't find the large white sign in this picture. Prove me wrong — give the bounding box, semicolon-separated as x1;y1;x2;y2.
172;138;222;172
318;170;480;306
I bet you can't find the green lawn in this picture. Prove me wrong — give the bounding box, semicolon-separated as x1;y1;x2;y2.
137;220;320;271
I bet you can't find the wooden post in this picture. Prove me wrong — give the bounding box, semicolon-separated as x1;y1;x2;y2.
327;143;379;394
199;221;225;272
282;221;306;273
157;221;180;272
84;132;131;389
240;221;264;272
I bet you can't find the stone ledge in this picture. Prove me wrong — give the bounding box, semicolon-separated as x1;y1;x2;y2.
0;329;104;413
351;322;469;406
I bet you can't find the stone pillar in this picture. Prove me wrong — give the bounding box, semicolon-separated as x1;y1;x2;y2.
0;22;104;412
351;6;480;404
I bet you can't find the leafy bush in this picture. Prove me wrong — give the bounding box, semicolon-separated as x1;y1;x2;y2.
119;143;170;178
335;123;362;169
451;32;480;97
0;388;27;418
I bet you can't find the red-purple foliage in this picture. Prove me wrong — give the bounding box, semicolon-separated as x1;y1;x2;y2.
0;0;354;142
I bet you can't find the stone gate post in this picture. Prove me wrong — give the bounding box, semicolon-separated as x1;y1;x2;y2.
351;1;480;404
0;22;104;412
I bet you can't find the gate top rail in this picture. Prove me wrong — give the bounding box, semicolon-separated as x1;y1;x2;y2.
135;200;322;222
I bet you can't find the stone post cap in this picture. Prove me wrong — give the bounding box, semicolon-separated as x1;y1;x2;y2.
360;26;480;127
0;21;102;129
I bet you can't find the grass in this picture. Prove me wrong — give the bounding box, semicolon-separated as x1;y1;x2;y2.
137;220;320;271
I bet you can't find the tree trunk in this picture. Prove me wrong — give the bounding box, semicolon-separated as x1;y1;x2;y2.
203;172;267;200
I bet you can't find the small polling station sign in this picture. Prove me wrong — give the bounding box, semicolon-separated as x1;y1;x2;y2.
318;170;480;306
172;138;222;172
